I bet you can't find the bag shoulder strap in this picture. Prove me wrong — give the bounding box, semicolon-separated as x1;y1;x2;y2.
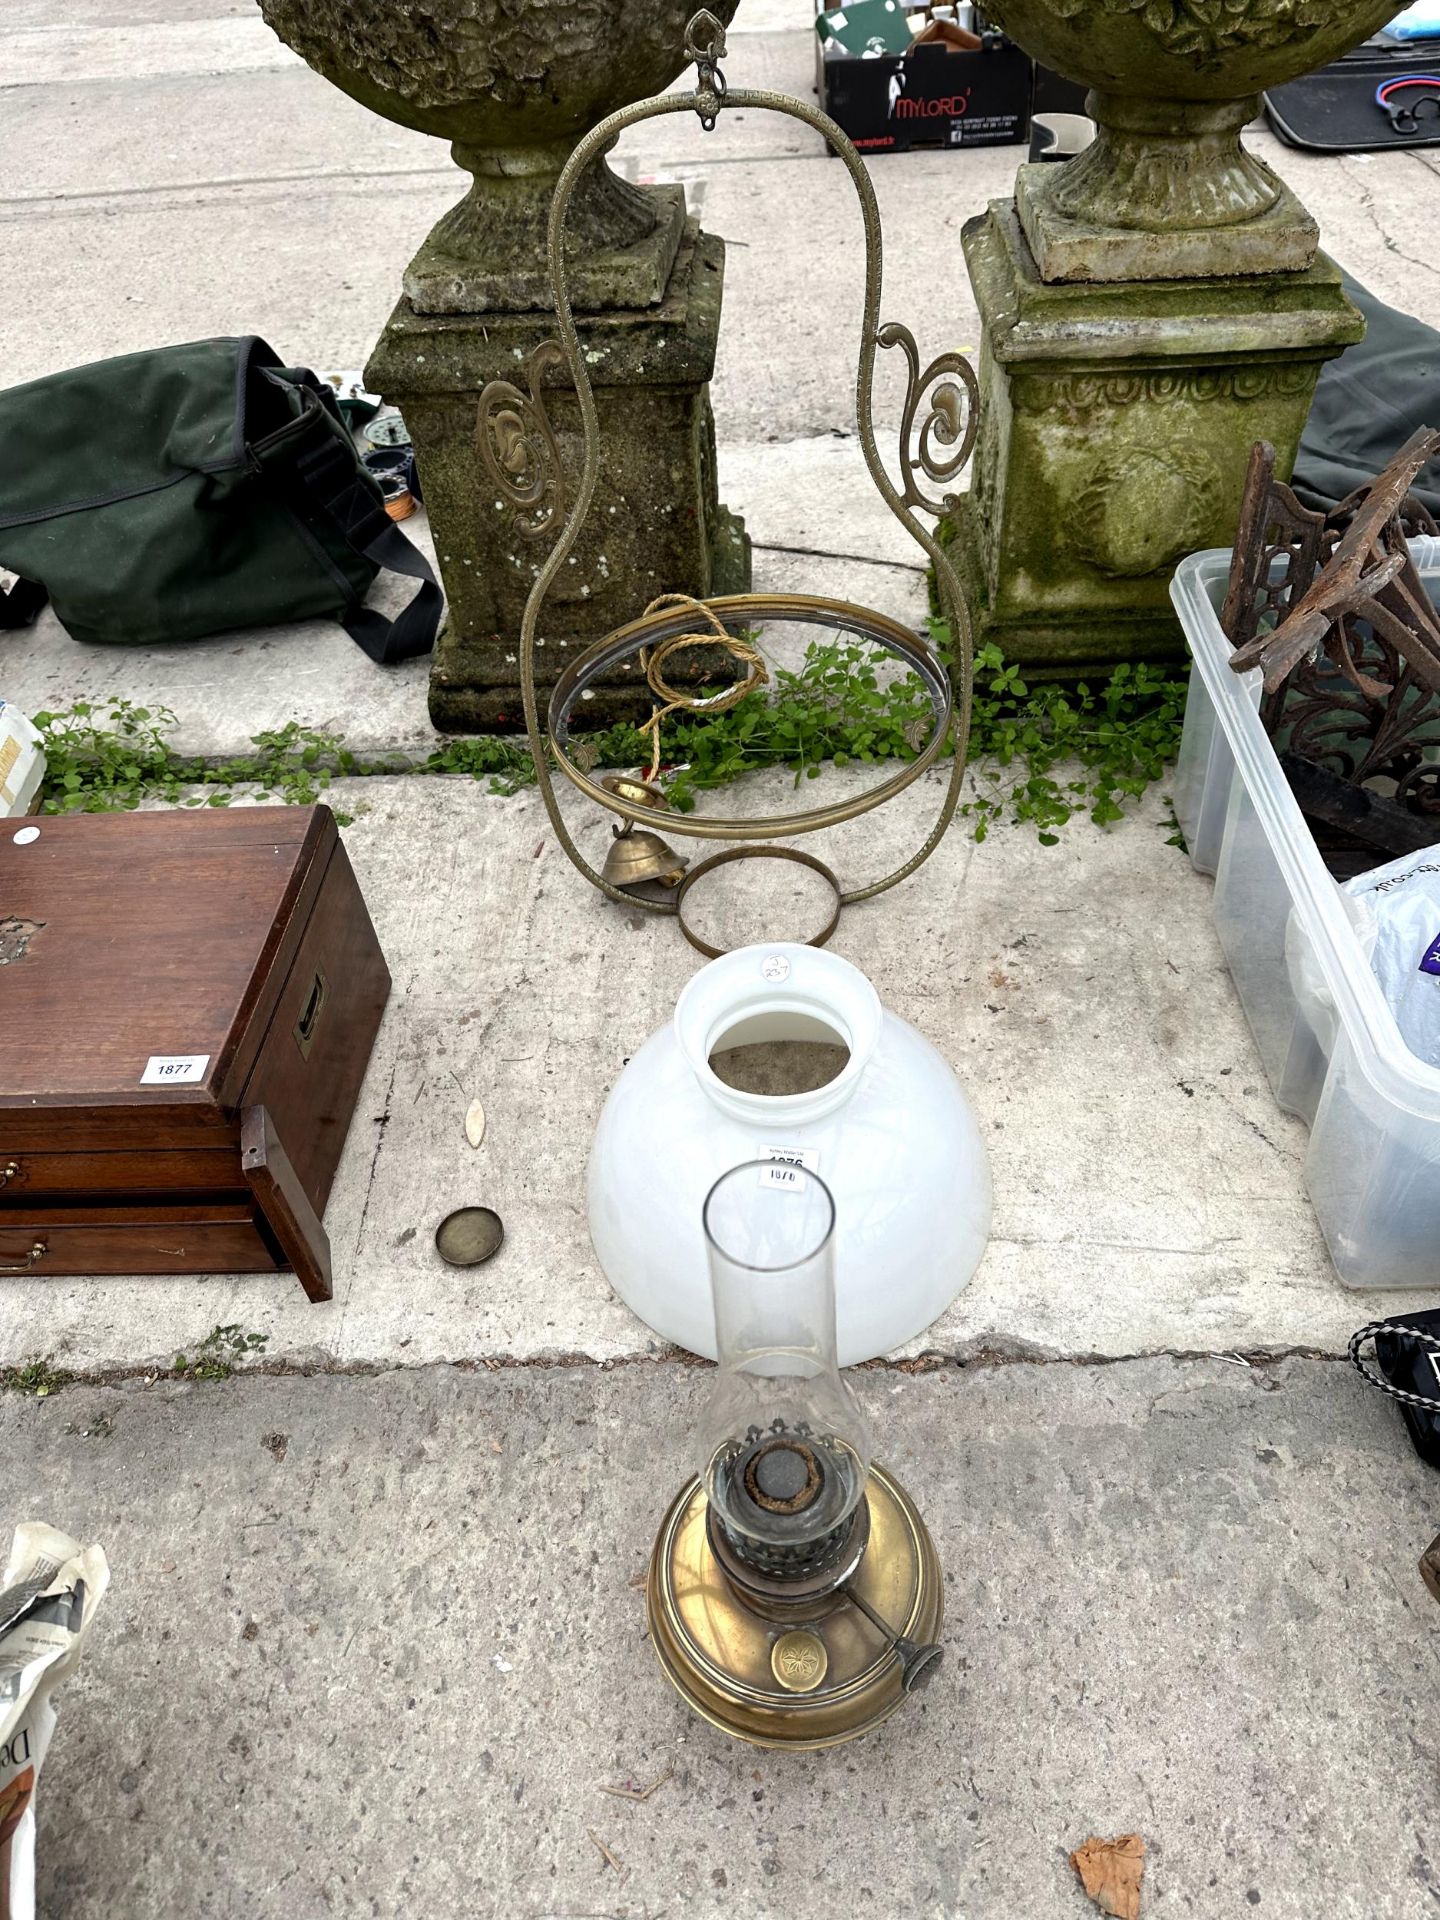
259;387;442;667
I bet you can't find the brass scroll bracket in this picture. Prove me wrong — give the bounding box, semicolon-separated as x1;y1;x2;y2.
877;322;980;521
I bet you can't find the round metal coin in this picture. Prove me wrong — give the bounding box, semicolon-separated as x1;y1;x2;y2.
435;1206;505;1268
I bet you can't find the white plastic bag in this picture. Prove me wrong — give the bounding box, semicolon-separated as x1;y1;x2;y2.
0;1525;109;1920
1346;848;1440;1069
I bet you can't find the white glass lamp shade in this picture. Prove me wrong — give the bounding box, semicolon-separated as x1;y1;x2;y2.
587;943;992;1364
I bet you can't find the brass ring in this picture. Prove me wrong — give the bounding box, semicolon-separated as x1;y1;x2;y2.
674;845;842;959
547;593;953;844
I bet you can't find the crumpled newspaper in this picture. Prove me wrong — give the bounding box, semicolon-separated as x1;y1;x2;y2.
0;1525;109;1920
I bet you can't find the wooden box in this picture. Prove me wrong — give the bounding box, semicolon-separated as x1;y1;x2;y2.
0;805;389;1301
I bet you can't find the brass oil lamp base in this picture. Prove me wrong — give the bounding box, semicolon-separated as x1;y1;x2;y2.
646;1462;942;1750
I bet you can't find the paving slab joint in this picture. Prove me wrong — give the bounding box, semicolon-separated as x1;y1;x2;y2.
0;1344;1358;1398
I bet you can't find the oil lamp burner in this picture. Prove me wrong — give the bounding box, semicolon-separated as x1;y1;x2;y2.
647;1163;943;1749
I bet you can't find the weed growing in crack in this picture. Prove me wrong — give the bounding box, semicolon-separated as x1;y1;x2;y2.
35;635;1190;846
173;1325;269;1383
950;637;1188;844
31;700;413;826
1;1357;73;1397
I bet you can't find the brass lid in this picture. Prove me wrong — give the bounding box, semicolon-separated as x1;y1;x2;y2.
645;1462;942;1750
601;773;670;811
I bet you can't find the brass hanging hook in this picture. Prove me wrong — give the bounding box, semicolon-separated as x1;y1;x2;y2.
685;9;729;129
475;17;982;945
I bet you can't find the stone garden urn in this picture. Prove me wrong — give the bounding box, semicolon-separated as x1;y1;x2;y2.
259;0;740;312
256;0;750;730
981;0;1400;280
954;0;1397;673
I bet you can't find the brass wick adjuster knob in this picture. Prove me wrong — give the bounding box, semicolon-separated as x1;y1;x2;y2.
845;1586;944;1694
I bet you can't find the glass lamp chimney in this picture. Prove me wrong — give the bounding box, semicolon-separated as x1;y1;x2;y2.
698;1163;872;1577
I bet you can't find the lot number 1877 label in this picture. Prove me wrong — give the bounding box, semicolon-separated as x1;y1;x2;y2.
141;1054;211;1086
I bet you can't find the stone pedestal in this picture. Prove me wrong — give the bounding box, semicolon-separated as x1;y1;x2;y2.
952;203;1363;674
367;223;750;731
1015;155;1319;286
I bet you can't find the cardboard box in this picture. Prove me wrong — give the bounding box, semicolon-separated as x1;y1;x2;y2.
816;5;1031;153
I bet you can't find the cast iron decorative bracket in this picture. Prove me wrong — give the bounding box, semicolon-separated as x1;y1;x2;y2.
1222;430;1440;863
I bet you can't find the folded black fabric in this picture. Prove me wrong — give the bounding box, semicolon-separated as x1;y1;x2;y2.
1293;271;1440;518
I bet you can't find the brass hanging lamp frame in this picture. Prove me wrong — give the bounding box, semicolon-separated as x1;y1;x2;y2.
477;10;980;948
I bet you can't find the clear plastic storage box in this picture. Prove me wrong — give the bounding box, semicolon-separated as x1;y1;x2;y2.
1171;540;1440;1291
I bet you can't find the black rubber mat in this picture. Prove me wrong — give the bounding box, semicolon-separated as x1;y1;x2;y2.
1265;42;1440;152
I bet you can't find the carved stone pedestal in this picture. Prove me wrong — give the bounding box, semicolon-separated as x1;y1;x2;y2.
367;224;750;731
951;204;1362;673
257;0;747;731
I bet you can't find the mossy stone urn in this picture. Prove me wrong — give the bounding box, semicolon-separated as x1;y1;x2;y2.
259;0;741;311
258;0;748;729
983;0;1399;279
954;0;1397;673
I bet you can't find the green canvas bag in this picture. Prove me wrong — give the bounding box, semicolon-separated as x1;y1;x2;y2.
0;336;441;663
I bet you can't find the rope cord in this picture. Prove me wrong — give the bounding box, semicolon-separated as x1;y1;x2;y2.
637;593;769;783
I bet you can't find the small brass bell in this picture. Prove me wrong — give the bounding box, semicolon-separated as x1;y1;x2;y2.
598;773;686;891
602;825;687;891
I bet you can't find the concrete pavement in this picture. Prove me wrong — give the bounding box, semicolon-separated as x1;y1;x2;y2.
2;768;1429;1377
10;1356;1440;1919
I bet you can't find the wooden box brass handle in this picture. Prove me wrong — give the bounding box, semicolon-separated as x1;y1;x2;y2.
0;1241;46;1272
0;1161;18;1189
293;968;328;1060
